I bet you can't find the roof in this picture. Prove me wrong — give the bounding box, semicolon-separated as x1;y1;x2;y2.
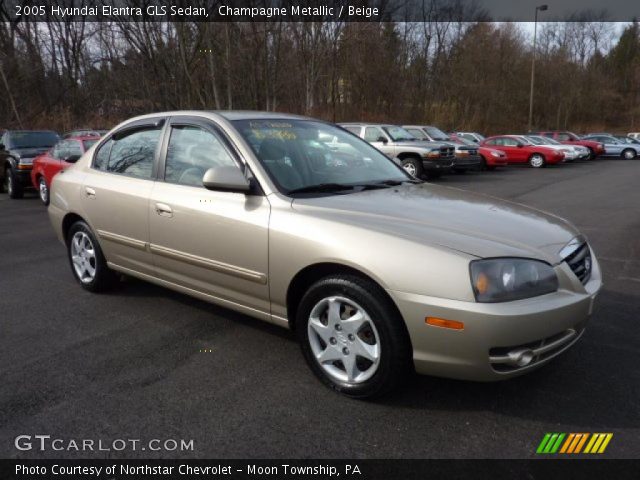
64;135;102;141
214;110;310;121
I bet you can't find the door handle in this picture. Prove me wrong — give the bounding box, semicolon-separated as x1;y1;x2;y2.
155;202;173;217
85;187;96;198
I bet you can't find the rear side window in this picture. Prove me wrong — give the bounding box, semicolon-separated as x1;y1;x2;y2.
93;128;161;179
343;126;361;135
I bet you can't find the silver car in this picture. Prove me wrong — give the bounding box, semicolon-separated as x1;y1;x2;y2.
48;111;602;398
583;134;638;159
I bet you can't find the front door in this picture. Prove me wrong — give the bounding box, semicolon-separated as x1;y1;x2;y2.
148;118;271;316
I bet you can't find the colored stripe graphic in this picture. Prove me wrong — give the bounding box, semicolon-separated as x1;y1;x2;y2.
538;433;613;454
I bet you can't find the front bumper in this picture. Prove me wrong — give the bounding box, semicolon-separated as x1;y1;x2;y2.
388;249;602;381
14;167;33;187
422;157;454;171
453;155;482;169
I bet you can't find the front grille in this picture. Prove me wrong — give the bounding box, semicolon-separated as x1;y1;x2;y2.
563;242;592;284
440;147;455;158
489;328;583;373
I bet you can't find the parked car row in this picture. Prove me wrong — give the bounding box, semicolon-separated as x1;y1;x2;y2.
1;123;638;203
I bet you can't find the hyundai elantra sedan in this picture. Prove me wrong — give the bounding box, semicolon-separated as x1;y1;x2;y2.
48;111;602;398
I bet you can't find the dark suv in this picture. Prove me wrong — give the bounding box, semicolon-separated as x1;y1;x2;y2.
0;130;60;198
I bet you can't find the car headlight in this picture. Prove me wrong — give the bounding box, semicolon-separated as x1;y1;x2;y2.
470;258;558;302
422;149;440;158
490;151;501;157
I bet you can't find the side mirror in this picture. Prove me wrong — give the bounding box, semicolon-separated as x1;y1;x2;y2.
516;143;524;148
202;166;251;193
0;143;5;150
64;154;81;163
377;136;388;144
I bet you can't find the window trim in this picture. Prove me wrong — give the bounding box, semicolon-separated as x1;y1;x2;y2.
90;117;167;180
157;115;263;195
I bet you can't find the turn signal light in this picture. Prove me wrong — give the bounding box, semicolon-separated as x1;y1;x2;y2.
425;317;464;330
17;164;32;170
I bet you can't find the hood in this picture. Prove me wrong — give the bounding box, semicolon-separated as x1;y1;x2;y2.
394;140;453;149
292;183;579;264
10;146;52;159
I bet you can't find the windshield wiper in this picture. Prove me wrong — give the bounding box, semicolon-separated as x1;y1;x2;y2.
287;183;355;194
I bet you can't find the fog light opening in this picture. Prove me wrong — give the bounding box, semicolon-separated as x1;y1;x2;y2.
508;349;534;367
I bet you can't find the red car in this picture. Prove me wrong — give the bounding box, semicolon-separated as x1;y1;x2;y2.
536;131;605;159
31;135;100;205
481;135;564;168
449;136;507;170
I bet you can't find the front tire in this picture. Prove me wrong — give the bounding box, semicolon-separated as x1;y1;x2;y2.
296;275;412;399
67;221;117;292
621;148;636;160
529;154;546;168
38;176;50;205
401;157;424;179
6;167;24;199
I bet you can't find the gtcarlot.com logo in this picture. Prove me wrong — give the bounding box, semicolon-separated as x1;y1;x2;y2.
536;433;613;454
14;435;194;452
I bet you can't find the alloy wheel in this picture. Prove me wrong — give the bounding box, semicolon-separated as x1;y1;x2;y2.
70;231;97;284
623;149;635;160
403;162;417;176
530;155;544;168
39;178;49;204
6;173;12;195
307;296;381;384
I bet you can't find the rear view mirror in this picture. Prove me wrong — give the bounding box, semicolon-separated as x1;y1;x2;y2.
203;166;251;193
64;154;81;163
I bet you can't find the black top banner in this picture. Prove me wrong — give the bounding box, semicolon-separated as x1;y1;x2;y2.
2;0;640;22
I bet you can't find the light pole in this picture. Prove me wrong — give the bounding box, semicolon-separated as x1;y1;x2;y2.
528;4;548;132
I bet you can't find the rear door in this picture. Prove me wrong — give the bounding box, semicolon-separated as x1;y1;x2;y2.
81;118;165;276
148;116;270;315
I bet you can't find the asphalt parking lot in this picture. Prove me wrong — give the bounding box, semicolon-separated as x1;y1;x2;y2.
1;159;639;459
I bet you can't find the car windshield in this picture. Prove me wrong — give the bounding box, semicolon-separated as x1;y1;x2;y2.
233;119;412;195
425;126;449;140
83;139;99;150
383;126;416;142
516;136;534;145
455;136;477;146
8;131;59;149
532;135;560;145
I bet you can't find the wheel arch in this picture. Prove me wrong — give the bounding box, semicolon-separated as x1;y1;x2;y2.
396;151;421;161
62;212;88;245
286;262;404;333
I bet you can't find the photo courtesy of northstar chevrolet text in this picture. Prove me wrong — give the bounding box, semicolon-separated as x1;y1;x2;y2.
0;0;638;478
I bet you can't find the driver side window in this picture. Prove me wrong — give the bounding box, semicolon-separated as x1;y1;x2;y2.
364;127;385;143
165;125;237;187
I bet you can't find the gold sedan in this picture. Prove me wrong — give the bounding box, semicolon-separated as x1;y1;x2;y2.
48;112;602;398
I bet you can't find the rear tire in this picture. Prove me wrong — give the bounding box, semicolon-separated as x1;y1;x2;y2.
529;154;546;168
401;157;424;179
67;221;117;292
296;275;412;399
621;148;636;160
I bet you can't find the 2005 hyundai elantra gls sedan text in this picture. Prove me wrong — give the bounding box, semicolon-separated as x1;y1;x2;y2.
48;111;602;398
